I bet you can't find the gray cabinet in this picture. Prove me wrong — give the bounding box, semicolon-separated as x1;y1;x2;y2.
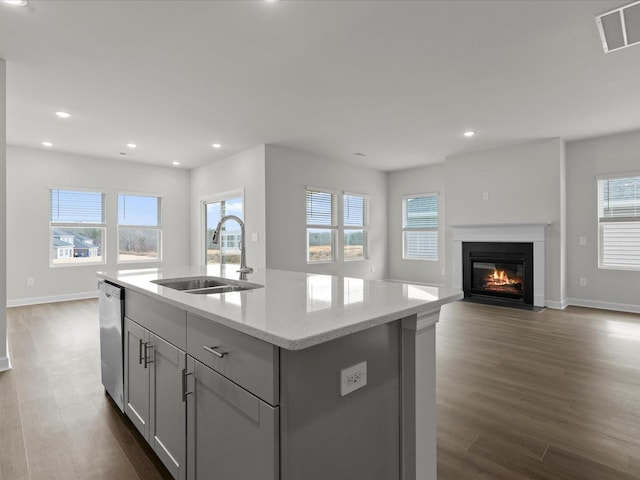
150;333;187;480
124;317;149;438
186;356;279;480
124;317;187;480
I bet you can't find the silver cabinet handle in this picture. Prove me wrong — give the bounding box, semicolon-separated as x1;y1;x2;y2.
203;345;227;358
138;338;144;365
182;368;193;402
144;342;154;368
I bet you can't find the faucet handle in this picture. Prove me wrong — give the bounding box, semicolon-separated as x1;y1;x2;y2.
237;267;254;274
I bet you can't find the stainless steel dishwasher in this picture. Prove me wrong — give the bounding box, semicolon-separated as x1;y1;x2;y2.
99;280;124;411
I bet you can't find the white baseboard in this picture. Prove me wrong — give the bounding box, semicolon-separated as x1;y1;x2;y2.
7;291;98;308
567;298;640;314
545;298;569;310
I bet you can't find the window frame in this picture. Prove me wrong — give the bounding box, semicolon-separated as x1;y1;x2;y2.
342;192;369;262
117;192;163;264
402;192;439;262
597;173;640;271
306;187;339;264
200;190;245;266
49;186;106;268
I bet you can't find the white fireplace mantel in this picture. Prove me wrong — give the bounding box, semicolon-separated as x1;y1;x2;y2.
450;223;549;307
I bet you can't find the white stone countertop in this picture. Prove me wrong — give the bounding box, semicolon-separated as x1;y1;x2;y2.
97;266;463;350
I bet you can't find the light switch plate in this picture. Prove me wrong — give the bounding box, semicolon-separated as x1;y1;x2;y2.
251;232;259;242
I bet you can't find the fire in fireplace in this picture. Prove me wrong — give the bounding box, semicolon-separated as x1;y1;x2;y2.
462;242;533;306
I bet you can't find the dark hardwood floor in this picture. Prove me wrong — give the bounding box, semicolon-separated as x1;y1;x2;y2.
1;300;172;480
437;301;640;480
1;299;639;479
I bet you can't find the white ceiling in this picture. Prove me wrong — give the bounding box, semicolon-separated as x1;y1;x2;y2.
0;0;638;172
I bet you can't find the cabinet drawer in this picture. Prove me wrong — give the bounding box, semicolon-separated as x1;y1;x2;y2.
186;313;279;405
125;290;187;350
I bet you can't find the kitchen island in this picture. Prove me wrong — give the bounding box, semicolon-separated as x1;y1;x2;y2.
98;266;462;480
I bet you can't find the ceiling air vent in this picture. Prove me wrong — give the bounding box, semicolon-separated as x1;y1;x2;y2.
596;0;640;53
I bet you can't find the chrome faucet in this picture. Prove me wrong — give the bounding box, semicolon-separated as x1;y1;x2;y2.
211;215;254;280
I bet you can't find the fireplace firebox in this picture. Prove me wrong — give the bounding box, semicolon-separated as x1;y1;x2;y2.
462;242;534;306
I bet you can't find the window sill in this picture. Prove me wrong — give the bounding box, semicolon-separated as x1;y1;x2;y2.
598;264;640;272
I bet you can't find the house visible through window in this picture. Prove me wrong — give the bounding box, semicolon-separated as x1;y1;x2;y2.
306;189;337;262
598;175;640;270
50;188;105;266
343;193;368;261
205;196;243;265
402;193;439;261
118;194;162;263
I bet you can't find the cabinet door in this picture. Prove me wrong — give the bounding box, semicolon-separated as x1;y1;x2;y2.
150;334;187;480
186;357;279;480
124;318;150;439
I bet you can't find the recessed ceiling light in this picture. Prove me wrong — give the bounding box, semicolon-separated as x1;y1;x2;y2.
172;161;181;166
55;111;71;118
354;152;366;157
127;143;137;149
212;143;222;149
2;0;28;6
463;130;476;137
42;141;53;147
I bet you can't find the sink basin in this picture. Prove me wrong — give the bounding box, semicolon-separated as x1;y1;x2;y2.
151;276;263;294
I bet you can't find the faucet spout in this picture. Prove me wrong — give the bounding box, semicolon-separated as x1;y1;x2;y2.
211;215;254;280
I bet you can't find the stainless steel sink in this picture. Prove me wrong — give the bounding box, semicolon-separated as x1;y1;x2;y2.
151;276;263;294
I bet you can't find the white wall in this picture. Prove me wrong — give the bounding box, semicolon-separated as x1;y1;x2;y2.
190;145;266;269
6;146;190;304
264;145;387;279
387;164;446;285
444;138;565;304
0;58;8;370
566;131;640;311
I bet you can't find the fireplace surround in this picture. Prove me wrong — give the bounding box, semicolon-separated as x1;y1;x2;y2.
451;223;548;308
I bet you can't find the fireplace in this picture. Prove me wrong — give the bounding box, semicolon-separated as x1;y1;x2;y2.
462;242;534;306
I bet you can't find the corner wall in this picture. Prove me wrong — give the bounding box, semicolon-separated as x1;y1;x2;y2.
387;164;446;284
6;146;191;305
265;145;387;279
0;59;8;370
189;145;266;269
444;138;565;305
566;131;640;311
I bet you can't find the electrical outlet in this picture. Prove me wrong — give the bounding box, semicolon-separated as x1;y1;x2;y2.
340;361;367;396
251;232;259;242
579;236;587;246
482;192;490;201
27;277;35;287
579;278;587;287
370;266;375;273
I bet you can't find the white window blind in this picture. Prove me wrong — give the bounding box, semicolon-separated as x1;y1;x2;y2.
118;194;162;263
403;194;438;261
598;176;640;269
306;190;336;226
50;188;105;266
118;194;161;226
51;189;105;224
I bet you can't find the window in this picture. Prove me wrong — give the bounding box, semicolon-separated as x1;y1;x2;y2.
343;193;368;261
598;175;640;270
402;193;438;261
205;196;243;266
50;188;105;266
118;194;162;263
306;189;337;262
